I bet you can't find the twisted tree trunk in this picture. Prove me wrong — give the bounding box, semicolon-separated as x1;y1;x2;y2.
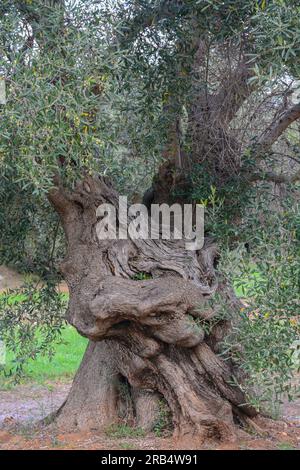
48;175;257;442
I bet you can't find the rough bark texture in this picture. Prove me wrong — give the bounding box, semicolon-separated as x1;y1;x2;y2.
53;341;119;431
48;175;257;442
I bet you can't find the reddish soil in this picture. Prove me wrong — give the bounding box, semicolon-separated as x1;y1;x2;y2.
0;381;299;450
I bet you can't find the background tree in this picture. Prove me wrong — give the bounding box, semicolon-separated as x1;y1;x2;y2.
0;0;299;440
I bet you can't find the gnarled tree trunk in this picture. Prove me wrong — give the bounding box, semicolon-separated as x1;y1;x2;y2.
47;175;257;442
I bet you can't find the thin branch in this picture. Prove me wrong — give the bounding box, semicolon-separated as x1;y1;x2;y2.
271;151;300;165
212;50;256;126
252;102;300;159
251;168;300;184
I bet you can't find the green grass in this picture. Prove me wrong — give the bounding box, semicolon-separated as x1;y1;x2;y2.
105;423;146;439
0;326;87;387
277;442;297;450
119;442;136;450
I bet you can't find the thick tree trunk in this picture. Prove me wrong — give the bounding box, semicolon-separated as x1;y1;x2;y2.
53;341;120;431
47;175;257;442
52;339;162;432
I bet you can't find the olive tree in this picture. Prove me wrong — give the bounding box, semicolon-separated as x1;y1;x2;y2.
0;0;299;441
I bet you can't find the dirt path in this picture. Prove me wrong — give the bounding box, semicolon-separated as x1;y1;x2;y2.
0;381;299;450
0;382;70;427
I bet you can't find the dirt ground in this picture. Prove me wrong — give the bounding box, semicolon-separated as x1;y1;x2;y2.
0;380;299;450
0;264;69;293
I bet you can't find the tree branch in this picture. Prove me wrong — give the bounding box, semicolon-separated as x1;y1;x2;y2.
251;101;300;160
250;168;300;184
213;58;255;126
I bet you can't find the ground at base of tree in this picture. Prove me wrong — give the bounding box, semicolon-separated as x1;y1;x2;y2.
0;381;299;450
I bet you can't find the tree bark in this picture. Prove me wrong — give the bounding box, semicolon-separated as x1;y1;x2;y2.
53;341;120;431
47;175;257;442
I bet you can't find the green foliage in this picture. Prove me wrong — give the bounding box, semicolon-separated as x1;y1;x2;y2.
277;442;298;450
104;423;145;439
216;189;300;411
119;442;135;449
132;272;152;281
0;175;64;276
0;0;163;196
0;325;87;389
191;175;252;242
117;378;134;422
0;282;68;381
251;0;300;80
1;1;299;187
153;399;173;437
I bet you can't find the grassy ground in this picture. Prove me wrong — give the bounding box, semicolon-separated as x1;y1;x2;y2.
0;326;87;387
20;327;88;383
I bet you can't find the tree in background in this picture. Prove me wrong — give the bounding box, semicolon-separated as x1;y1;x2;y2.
0;0;299;440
